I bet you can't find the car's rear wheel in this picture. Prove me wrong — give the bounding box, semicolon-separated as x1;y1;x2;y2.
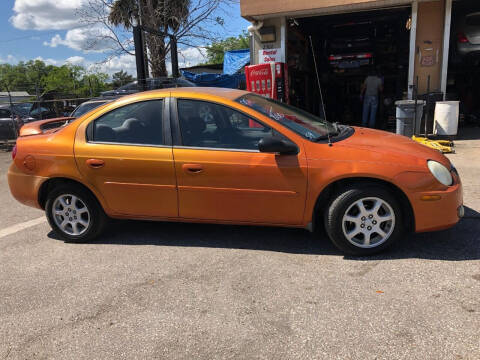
325;185;403;256
46;186;107;242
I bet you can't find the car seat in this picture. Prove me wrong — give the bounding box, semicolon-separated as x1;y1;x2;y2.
115;118;149;144
95;124;117;142
182;116;206;146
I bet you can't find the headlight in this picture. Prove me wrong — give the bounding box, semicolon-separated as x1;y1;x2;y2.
427;160;453;186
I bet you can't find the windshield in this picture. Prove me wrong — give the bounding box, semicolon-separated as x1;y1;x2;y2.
13;103;32;116
71;101;107;118
235;94;337;141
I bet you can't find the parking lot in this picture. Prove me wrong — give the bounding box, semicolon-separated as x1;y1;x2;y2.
0;131;479;359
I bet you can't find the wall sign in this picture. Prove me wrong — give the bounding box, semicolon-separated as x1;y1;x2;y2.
259;48;284;63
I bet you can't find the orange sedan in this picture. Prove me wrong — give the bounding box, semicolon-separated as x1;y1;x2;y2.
8;88;463;255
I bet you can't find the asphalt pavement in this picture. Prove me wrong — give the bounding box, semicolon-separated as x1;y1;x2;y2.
0;129;479;359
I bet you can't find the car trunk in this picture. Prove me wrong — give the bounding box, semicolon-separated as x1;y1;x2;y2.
465;14;480;44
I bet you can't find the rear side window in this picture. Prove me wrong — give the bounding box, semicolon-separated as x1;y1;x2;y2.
89;100;164;145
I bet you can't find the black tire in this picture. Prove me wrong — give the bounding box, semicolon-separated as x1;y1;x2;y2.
325;185;403;256
45;185;107;243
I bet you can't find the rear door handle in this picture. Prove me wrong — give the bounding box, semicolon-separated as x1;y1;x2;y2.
182;164;203;173
86;158;105;168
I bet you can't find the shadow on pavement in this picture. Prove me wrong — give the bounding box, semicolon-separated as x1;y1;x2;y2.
48;207;480;261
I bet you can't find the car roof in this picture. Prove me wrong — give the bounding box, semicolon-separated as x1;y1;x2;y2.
137;87;249;101
81;99;111;104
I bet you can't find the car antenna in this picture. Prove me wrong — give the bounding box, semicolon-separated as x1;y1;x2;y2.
309;35;331;147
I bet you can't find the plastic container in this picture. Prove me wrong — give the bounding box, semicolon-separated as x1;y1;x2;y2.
395;100;425;137
434;101;460;136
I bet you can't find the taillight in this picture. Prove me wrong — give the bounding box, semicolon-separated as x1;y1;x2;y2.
357;53;373;59
458;32;469;43
329;55;342;61
11;144;17;160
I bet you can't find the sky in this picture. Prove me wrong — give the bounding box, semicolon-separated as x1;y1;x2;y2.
0;0;249;76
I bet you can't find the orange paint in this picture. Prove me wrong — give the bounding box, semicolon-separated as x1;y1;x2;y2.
8;88;462;233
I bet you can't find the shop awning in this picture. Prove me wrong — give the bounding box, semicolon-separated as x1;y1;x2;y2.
241;0;412;19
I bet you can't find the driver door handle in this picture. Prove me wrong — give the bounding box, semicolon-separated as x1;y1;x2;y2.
86;158;105;168
182;164;203;173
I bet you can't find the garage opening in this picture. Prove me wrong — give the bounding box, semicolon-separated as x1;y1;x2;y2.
448;0;480;129
287;7;412;130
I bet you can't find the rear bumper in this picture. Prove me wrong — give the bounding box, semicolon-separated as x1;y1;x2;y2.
7;163;46;209
457;43;480;56
330;58;372;69
413;183;463;232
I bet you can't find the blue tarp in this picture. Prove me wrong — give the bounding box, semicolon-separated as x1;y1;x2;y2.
223;49;250;75
181;71;245;89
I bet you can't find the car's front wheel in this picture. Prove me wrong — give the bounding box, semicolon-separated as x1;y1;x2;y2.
325;185;403;256
46;185;107;242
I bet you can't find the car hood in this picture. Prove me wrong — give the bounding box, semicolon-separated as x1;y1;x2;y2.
316;127;451;168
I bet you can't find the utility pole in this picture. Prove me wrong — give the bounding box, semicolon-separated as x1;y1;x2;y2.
133;24;147;91
170;35;179;78
137;0;149;78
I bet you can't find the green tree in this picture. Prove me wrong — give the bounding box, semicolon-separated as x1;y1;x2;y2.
25;60;49;97
204;32;249;65
0;60;112;99
111;70;134;88
43;65;79;95
78;73;110;97
0;63;29;93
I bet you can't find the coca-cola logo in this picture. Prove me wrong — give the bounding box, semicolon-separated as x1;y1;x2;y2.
250;69;269;76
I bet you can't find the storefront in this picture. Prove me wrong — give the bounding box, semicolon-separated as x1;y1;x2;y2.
241;0;460;131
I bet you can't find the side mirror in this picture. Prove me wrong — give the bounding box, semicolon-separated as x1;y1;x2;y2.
258;136;299;155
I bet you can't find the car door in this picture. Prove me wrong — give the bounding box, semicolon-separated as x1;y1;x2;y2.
0;109;15;140
74;98;178;218
171;98;308;225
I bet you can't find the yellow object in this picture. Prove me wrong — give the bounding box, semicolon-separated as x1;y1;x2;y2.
412;136;455;154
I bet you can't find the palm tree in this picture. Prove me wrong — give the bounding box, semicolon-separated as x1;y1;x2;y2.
108;0;190;77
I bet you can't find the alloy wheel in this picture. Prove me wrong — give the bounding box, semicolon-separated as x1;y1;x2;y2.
52;194;90;236
341;197;395;248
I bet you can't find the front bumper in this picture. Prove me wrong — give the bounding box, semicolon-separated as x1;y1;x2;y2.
7;163;46;209
413;182;463;232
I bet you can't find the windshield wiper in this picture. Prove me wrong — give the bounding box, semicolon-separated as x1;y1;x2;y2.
331;122;340;134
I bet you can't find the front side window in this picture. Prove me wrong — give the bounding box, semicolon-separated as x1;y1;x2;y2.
236;94;337;141
177;99;275;150
90;100;163;145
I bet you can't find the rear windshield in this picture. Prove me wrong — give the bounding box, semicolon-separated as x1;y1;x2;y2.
466;14;480;26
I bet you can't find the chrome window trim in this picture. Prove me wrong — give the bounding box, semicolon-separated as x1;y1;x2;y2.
87;141;171;149
173;145;260;153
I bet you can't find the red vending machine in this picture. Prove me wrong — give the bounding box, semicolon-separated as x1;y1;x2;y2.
245;63;289;103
